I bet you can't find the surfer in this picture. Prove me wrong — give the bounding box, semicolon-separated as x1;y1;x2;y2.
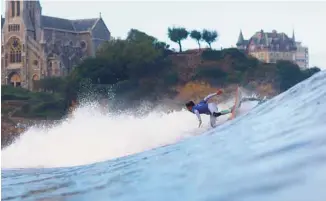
185;89;231;128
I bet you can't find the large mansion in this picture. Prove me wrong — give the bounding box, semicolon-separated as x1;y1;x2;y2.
236;29;309;69
1;0;111;90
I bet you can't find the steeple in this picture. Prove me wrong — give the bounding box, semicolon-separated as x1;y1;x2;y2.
236;29;244;46
292;29;295;42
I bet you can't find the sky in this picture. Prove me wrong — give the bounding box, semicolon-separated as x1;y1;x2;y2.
1;0;326;69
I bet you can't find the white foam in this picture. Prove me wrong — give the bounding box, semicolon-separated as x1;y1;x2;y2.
1;95;257;169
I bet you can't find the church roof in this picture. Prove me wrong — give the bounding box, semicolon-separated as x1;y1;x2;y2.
41;15;99;32
42;16;75;31
72;19;98;31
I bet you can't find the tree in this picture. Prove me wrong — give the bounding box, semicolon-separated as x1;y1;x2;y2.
276;60;303;91
167;27;189;52
67;28;175;104
190;30;202;49
127;29;156;43
302;66;321;79
36;77;67;93
202;29;218;49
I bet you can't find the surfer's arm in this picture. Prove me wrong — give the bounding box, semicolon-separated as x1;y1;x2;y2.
204;89;223;102
203;93;218;102
194;109;202;127
194;109;201;121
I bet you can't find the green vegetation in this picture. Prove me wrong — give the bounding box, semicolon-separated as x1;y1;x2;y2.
168;27;189;52
1;27;321;120
1;85;67;119
190;30;202;49
66;29;177;103
167;27;219;51
202;29;218;49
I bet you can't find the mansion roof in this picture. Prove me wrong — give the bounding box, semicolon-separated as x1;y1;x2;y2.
237;29;297;52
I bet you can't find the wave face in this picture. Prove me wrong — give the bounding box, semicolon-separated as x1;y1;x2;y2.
2;70;326;201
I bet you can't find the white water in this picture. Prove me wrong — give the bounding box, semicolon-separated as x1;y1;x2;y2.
1;97;257;169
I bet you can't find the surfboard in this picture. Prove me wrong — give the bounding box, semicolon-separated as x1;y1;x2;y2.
228;86;242;120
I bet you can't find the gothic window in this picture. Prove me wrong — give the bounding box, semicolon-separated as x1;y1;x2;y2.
8;37;22;63
8;24;20;32
16;1;20;16
54;68;59;75
11;1;15;17
5;54;8;66
80;41;87;50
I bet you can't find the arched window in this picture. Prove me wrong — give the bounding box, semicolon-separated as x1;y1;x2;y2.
8;37;22;63
9;72;21;87
11;1;15;17
17;1;20;16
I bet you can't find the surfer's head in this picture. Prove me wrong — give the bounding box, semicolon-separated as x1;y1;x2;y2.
185;101;195;111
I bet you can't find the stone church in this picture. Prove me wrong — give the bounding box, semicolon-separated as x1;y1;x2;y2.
1;0;111;90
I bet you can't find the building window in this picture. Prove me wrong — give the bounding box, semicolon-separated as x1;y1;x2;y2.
9;37;22;63
16;1;20;16
80;41;87;49
8;24;20;32
11;1;15;17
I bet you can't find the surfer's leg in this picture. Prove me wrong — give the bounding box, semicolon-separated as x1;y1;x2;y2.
208;102;223;117
208;102;230;117
208;102;218;113
210;115;217;128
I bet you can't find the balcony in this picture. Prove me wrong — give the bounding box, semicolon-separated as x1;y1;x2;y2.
7;63;22;70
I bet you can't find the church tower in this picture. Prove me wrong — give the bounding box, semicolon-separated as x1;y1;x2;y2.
24;1;42;41
2;0;26;87
2;0;111;90
1;0;43;89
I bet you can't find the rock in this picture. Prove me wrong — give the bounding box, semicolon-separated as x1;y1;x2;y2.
1;116;23;149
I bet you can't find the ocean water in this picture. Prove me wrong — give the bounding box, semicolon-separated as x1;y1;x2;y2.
2;70;326;201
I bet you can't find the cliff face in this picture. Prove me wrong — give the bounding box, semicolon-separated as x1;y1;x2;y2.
169;49;279;103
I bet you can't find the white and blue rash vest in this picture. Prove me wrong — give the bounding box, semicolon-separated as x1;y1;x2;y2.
190;92;219;122
191;100;211;115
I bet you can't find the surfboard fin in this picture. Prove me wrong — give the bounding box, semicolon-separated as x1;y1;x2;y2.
220;109;231;115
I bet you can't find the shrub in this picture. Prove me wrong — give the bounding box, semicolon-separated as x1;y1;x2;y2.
194;65;227;80
201;50;223;61
164;71;179;86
